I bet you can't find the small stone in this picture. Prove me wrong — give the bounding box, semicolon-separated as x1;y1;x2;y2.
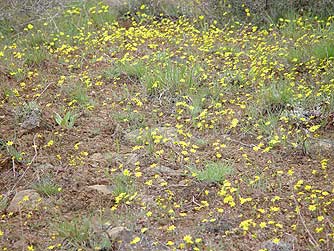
90;153;108;167
260;239;293;251
307;138;334;155
106;226;132;242
87;185;113;195
153;165;183;176
7;190;41;213
34;163;54;170
105;152;139;167
12;239;25;249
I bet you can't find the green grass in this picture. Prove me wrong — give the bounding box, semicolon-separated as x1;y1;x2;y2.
68;83;94;108
112;109;146;130
313;40;334;60
189;161;234;184
111;173;135;197
141;60;201;96
32;178;61;197
55;216;92;248
257;81;294;115
0;195;8;212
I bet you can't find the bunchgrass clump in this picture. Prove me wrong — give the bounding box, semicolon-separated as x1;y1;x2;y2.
68;83;94;108
32;178;61;197
0;195;8;212
55;216;92;248
189;161;234;184
111;173;135;197
141;61;200;96
313;40;334;60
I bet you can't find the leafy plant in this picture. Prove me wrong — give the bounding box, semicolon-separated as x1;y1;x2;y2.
0;195;8;212
257;81;294;115
141;60;200;96
189;161;234;184
55;216;92;248
32;178;61;197
69;83;94;108
112;110;146;130
111;173;135;197
313;40;334;60
54;111;77;129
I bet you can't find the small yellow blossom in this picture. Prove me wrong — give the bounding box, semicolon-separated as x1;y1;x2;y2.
6;141;13;146
183;235;193;244
230;118;239;128
130;236;140;245
308;204;317;211
27;245;34;251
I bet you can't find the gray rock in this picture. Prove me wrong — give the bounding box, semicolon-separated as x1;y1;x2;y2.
7;189;41;213
87;185;113;195
153;165;183;176
90;153;108;167
260;240;292;251
34;163;54;170
106;226;132;242
307;138;334;155
105;152;139;167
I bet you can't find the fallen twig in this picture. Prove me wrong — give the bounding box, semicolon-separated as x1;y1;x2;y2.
292;194;321;250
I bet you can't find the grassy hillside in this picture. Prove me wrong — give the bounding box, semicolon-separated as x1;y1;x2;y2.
0;1;334;250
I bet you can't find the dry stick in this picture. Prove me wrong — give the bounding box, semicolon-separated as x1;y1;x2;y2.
292;194;321;250
34;81;54;102
12;158;16;177
19;207;26;251
192;196;201;207
30;134;38;164
8;134;38;195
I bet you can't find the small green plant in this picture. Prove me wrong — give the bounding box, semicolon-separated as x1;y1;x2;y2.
32;178;61;197
141;61;200;96
24;47;49;66
69;83;94;108
109;61;146;80
112;110;146;130
0;195;8;212
257;81;294;115
55;216;92;248
313;40;334;60
111;173;135;197
4;142;24;163
189;161;234;184
54;111;77;129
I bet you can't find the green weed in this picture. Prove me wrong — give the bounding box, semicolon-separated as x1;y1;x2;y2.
313;39;334;60
55;216;92;248
0;195;8;212
189;161;234;184
24;47;49;66
141;61;200;96
257;81;294;115
112;110;146;130
68;84;94;108
111;173;135;197
54;111;78;129
32;178;61;197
